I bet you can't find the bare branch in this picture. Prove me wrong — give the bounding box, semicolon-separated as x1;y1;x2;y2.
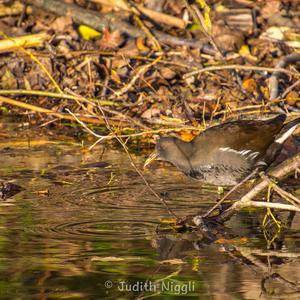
216;153;300;223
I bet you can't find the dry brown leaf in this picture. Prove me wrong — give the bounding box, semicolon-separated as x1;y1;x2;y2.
261;0;280;18
215;237;249;245
96;28;124;50
160;67;176;80
286;91;299;106
51;16;73;33
0;69;17;89
178;130;195;142
141;107;160;119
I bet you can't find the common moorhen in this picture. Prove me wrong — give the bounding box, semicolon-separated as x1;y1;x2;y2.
145;114;300;186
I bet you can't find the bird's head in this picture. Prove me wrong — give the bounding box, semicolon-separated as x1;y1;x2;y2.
144;137;181;169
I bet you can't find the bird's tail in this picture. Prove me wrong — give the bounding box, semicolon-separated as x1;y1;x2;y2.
276;117;300;144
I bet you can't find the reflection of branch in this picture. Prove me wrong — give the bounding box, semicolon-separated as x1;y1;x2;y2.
238;247;300;258
216;153;300;223
236;246;300;293
192;234;300;295
261;274;300;295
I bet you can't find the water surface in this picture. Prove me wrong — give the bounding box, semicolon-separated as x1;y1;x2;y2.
0;119;300;299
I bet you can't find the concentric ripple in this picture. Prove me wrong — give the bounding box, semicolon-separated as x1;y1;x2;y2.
26;219;158;241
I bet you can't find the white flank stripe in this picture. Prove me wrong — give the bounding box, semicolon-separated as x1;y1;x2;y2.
249;152;259;159
220;147;260;160
256;161;267;166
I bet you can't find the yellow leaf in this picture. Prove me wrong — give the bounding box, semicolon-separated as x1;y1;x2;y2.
189;23;201;31
197;0;212;34
239;45;257;61
136;37;150;52
110;69;122;84
261;86;270;99
203;11;212;34
239;45;251;56
78;25;102;41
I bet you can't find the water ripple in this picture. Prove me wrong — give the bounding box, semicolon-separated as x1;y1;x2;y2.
26;219;158;241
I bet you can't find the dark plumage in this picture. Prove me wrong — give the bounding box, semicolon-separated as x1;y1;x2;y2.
145;114;300;186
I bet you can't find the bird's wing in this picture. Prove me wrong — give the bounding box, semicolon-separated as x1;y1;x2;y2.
189;146;266;182
212;147;267;168
192;118;284;154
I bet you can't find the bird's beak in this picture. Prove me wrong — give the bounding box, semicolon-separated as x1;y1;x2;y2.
144;151;158;169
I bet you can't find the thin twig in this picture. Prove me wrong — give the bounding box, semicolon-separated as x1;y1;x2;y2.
91;0;187;29
0;95;128;126
114;56;162;97
260;173;300;207
216;153;300;223
281;78;300;99
184;65;300;79
65;109;104;140
249;201;300;212
0;89;118;106
132;12;161;51
24;0;212;53
202;168;259;218
0;31;61;93
66;92;178;218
